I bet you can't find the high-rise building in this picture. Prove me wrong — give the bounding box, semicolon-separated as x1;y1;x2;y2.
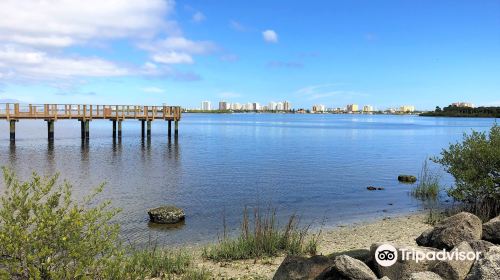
231;103;242;110
399;105;415;113
312;104;326;112
252;102;260;111
363;105;374;113
201;101;211;111
347;104;359;113
268;102;277;111
451;102;474;108
276;102;284;111
219;101;229;110
283;101;291;111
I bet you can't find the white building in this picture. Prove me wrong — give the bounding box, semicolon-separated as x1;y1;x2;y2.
451;102;474;108
312;104;326;112
201;101;211;111
399;105;415;113
276;102;284;111
268;102;277;111
347;104;359;113
363;105;374;113
231;103;242;110
283;101;291;111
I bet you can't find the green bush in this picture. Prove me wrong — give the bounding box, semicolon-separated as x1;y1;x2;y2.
0;168;209;280
433;123;500;219
411;160;441;200
202;207;319;261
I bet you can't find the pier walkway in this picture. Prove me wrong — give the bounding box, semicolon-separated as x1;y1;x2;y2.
0;103;182;141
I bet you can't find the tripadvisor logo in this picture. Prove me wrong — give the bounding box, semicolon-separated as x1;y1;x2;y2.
374;244;481;267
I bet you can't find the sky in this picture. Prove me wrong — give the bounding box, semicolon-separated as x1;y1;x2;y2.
0;0;499;110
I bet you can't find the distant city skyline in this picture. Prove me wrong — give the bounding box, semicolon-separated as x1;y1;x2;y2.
0;1;499;110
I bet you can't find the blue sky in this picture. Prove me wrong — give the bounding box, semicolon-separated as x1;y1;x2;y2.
0;0;499;110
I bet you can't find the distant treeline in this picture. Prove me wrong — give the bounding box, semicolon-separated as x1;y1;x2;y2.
421;106;500;118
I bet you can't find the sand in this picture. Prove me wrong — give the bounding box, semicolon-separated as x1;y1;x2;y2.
193;212;432;279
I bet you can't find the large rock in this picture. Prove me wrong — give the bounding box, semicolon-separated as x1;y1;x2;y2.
431;241;475;280
482;215;500;244
370;243;440;279
398;175;417;183
317;255;377;280
466;246;500;280
147;205;185;224
416;212;482;250
409;271;443;280
273;255;335;280
467;240;495;255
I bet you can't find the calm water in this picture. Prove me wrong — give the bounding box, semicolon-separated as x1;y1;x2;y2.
0;114;496;246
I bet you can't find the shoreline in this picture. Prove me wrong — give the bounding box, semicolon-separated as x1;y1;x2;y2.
185;211;432;279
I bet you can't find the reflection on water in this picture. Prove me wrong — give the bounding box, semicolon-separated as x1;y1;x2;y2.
0;114;495;246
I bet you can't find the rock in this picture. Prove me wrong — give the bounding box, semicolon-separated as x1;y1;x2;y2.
147;205;185;224
467;240;495;255
416;212;482;250
398;175;417;183
367;186;377;191
431;241;475;280
370;243;440;280
482;215;500;244
465;246;500;280
317;255;377;280
409;271;443;280
273;255;335;280
330;249;372;264
377;187;385;190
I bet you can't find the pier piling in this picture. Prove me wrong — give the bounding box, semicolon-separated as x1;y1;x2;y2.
9;120;16;141
85;121;90;139
112;120;117;138
175;120;179;137
141;120;145;138
47;120;55;140
168;120;172;138
147;121;152;138
117;120;122;138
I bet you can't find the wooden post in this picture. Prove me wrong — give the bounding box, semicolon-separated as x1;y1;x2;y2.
47;120;55;140
141;120;145;138
80;120;85;139
147;120;152;138
85;121;90;139
117;120;122;138
112;120;117;138
9;120;16;141
168;120;172;138
174;120;179;137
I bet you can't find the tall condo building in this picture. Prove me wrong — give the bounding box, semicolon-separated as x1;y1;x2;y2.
201;101;211;111
219;101;229;110
276;102;284;111
400;105;415;113
283;101;291;111
347;104;359;112
363;105;374;112
268;102;277;111
312;104;326;112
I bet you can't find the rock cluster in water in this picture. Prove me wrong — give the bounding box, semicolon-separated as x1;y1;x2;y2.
273;212;500;280
147;205;185;224
398;175;417;183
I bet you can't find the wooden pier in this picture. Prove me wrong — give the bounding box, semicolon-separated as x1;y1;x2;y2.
0;103;182;141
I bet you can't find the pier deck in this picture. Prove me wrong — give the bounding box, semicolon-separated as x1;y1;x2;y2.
1;103;182;141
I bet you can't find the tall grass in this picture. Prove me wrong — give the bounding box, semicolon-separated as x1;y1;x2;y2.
411;160;441;200
202;206;319;261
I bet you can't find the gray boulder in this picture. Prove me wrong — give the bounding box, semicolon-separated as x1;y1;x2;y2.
409;271;443;280
431;242;475;280
416;212;482;250
317;255;377;280
273;255;335;280
370;243;440;280
467;240;495;255
482;215;500;244
466;246;500;280
147;205;185;224
398;175;417;183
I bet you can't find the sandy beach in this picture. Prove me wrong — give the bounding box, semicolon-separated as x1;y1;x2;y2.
191;212;432;279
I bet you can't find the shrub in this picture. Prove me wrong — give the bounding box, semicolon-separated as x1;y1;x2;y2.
411;160;441;200
0;168;209;280
433;124;500;219
202;206;319;261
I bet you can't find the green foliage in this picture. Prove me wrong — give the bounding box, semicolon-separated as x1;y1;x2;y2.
411;160;441;200
0;168;209;280
421;106;500;118
202;207;319;261
433;124;500;218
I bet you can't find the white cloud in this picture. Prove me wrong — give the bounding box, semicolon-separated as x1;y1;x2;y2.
152;51;194;64
0;0;173;48
0;46;129;80
142;87;165;93
192;11;206;23
230;20;247;32
262;30;278;43
296;84;367;100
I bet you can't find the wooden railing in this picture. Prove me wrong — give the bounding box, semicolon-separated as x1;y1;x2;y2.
0;104;181;121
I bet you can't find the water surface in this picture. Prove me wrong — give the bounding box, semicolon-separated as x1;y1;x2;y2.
0;114;495;246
